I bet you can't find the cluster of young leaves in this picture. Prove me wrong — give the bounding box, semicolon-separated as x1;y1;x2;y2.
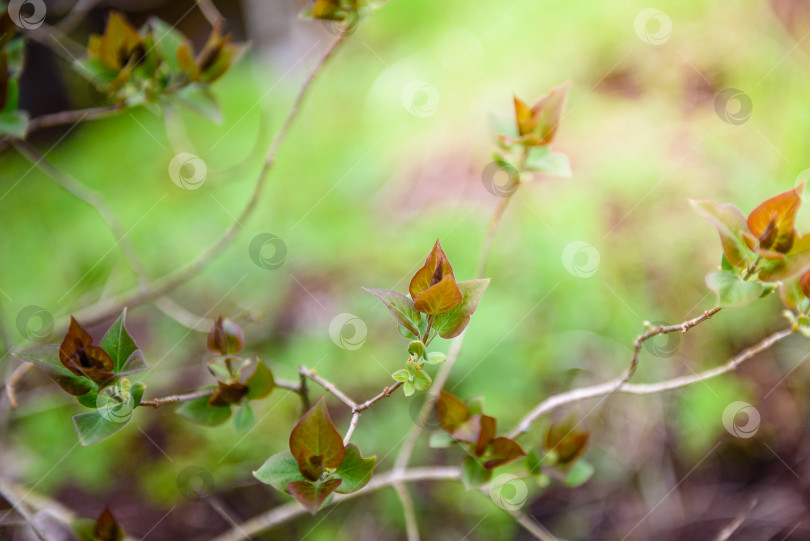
493;82;572;180
79;12;244;120
176;317;275;432
0;9;27;137
299;0;372;27
693;183;810;322
70;506;124;541
253;397;375;514
525;417;593;490
429;391;527;489
15;308;148;446
364;240;489;396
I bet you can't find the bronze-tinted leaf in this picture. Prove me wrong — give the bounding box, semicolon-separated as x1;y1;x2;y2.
289;396;346;481
483;437;527;470
413;274;462;315
433;278;490;338
690;199;751;269
437;391;470;433
59;317;115;384
545;418;589;465
451;414;496;456
93;507;124;541
409;240;455;300
91;12;143;71
208;380;248;407
747;183;804;254
534;82;569;145
286;478;342;515
207;316;244;355
514;95;535;136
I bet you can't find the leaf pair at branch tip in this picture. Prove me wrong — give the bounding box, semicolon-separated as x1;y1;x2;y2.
499;82;570;149
409;240;462;316
254;397;375;513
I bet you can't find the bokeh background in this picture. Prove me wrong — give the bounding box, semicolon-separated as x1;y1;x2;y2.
3;0;810;539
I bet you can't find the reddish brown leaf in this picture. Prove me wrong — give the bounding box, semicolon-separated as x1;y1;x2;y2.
94;507;124;541
747;183;804;254
483;437;527;470
91;11;143;71
286;478;342;515
59;317;115;384
545;418;589;465
208;380;248;407
451;414;497;456
413;274;463;315
534;82;570;145
409;240;455;300
289;396;346;481
207;316;244;355
437;391;470;433
801;270;810;299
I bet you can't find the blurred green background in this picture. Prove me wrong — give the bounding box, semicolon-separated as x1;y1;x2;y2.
3;0;810;539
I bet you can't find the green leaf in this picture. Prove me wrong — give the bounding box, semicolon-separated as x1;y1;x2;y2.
243;359;275;400
174;84;222;124
705;270;764;308
149;17;187;74
526;449;542;475
254;451;306;493
460;456;492;490
391;369;410;383
234;402;255;433
287;479;342;515
524;147;572;177
690;199;752;269
433;279;491;339
76;384;100;408
562;459;594;487
100;308;138;373
73;410;128;446
408;340;426;359
363;288;422;337
466;396;485;415
14;345;94;396
289;396;346;481
117;350;148;376
426;352;446;365
176;395;232;426
428;431;455;448
334;443;375;493
0;109;27;137
403;381;415;396
412;369;432;391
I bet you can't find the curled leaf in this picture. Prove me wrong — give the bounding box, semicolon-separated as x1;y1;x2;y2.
747;182;804;254
59;317;115;385
287;478;342;515
289;396;346;481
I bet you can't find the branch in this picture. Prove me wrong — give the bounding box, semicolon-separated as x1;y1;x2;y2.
298;366;358;409
210;467;460;541
393;484;420;541
139;378;301;408
9;30;349;354
25;105;123;134
508;326;795;438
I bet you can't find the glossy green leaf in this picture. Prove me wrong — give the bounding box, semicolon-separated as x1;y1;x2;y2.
73;410;127;446
426;352;446;365
363;288;422;337
287;479;342;515
253;451;306;493
14;345;94;396
100;308;138;372
334;443;375;493
289;396;346;481
391;369;409;383
433;279;491;339
460;456;492;490
176;395;232;426
149;17;186;73
428;431;455;448
403;381;415;396
705;270;764;308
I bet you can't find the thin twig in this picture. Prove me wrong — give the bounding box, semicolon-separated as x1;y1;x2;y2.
393;484;420;541
17;30;349;344
344;381;403;444
139;378;301;408
508;326;795;438
298;366;358;409
210;467;461;541
4;363;32;410
26;105;123;134
153;297;215;332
